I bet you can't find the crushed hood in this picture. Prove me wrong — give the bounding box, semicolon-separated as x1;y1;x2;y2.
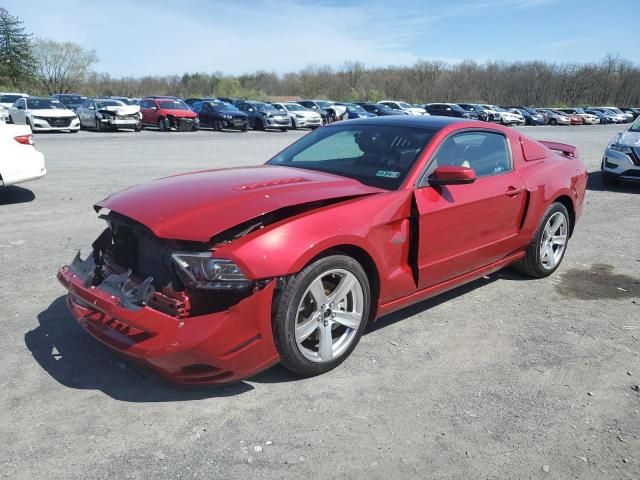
96;165;384;242
98;105;140;116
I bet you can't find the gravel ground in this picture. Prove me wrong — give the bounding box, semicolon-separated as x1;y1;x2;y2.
1;124;639;480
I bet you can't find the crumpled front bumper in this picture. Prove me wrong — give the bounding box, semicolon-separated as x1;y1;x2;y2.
56;264;280;385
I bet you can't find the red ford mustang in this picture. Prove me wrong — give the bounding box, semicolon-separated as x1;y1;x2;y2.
57;116;587;385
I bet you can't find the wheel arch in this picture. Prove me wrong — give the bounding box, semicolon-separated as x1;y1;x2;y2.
552;194;575;236
307;244;381;321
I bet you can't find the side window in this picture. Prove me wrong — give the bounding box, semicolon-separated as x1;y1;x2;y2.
429;131;512;179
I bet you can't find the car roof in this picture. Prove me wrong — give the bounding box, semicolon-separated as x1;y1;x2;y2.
324;115;476;129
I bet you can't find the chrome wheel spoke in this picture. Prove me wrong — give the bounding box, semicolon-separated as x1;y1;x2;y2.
318;322;334;361
551;234;567;246
308;278;328;306
332;311;361;330
327;273;356;305
296;317;319;343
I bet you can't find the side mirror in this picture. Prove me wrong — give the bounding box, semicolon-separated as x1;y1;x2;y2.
429;166;476;186
151;106;158;110
248;108;254;112
17;105;24;110
89;105;95;110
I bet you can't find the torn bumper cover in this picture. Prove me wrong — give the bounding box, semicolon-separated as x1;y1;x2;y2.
57;253;279;385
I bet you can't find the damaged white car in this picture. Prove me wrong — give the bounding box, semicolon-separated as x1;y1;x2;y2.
76;98;142;132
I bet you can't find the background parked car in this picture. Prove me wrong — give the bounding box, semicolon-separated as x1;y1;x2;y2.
620;107;640;120
139;97;198;131
377;100;427;116
556;108;600;125
191;100;249;131
0;123;46;187
504;106;546;125
588;107;627;123
297;100;348;123
8;97;80;132
354;103;407;116
51;94;87;112
536;108;572;125
584;108;618;124
335;102;376;119
457;103;489;121
236;101;290;131
272;103;322;129
76;98;142;132
601;115;640;186
480;105;524;125
0;92;29;123
424;103;478;118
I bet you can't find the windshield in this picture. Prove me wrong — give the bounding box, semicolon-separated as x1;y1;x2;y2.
1;94;25;103
26;99;67;110
253;103;277;112
492;106;507;112
316;101;332;109
158;100;190;110
267;124;435;190
59;95;84;104
96;100;124;108
397;102;413;109
211;101;238;111
284;104;305;111
630;117;640;132
345;104;366;113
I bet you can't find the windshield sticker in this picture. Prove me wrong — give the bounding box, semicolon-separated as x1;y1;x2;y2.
376;170;401;178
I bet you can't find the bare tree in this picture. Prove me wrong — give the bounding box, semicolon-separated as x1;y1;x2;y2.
32;39;98;93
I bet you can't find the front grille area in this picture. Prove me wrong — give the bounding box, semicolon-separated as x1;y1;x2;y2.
40;116;73;127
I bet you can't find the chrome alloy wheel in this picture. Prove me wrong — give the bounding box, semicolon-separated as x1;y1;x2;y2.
539;211;568;270
294;269;364;363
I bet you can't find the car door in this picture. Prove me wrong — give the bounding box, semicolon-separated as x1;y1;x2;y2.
139;100;155;125
11;98;27;123
413;130;527;288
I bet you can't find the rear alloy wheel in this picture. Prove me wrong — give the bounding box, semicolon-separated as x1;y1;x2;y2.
516;202;569;278
549;118;558;125
213;119;223;132
274;255;371;377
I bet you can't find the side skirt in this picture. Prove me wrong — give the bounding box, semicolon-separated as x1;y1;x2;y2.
376;250;525;318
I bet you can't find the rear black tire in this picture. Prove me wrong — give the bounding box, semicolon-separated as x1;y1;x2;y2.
291;118;298;130
96;118;104;132
274;254;371;377
254;118;264;131
515;202;570;278
280;127;288;132
549;118;557;125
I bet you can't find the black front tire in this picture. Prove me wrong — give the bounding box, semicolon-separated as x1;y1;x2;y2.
601;171;620;187
274;254;371;377
515;202;570;278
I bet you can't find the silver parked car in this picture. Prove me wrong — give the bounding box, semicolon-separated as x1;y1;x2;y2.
536;108;572;125
77;98;142;132
601;116;640;186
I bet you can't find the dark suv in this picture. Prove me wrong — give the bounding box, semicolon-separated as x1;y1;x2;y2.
236;101;291;131
424;103;477;118
191;100;248;131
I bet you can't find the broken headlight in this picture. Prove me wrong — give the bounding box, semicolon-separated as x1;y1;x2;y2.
172;252;249;290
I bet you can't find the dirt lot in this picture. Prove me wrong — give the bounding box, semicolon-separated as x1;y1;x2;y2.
1;124;639;479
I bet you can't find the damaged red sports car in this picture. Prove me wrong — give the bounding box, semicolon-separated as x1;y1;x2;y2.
57;116;587;385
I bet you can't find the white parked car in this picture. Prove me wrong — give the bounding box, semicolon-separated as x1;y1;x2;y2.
0;124;46;187
273;102;323;129
0;92;29;123
8;97;80;132
377;100;427;116
557;108;600;124
483;105;524;125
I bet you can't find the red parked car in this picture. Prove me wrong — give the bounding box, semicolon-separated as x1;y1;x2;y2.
57;117;587;385
139;97;199;131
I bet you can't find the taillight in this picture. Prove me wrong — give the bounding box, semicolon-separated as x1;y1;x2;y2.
14;134;34;145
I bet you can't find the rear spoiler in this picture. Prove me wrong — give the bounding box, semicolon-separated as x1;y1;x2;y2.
540;141;577;158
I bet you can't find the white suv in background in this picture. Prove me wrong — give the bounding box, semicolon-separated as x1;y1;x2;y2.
377;100;427;116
